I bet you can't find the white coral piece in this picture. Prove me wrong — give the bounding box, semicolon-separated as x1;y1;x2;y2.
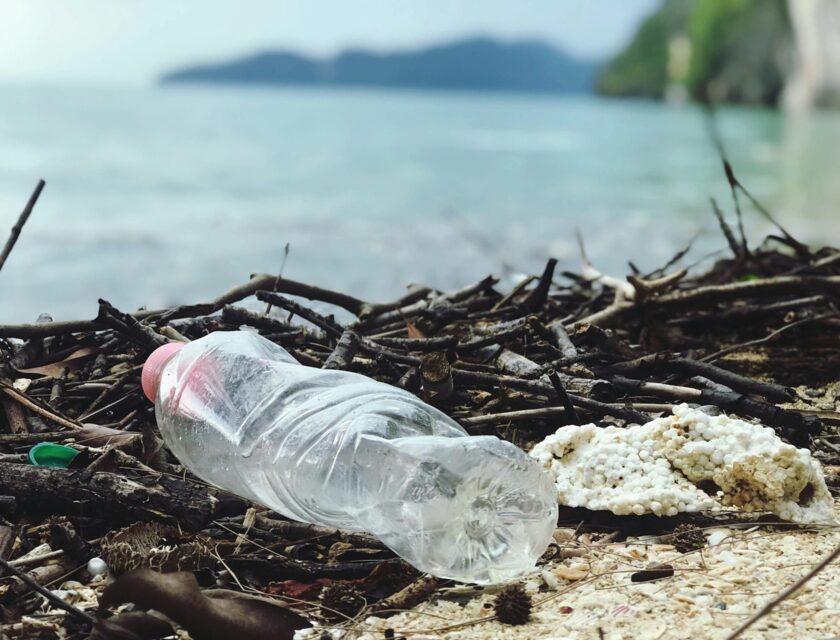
530;404;837;524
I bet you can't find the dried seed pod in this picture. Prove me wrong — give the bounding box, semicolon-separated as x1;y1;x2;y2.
320;583;365;621
420;351;453;398
669;523;706;554
494;584;532;625
99;522;215;575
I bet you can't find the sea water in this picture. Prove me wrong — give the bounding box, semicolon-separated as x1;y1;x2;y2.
1;84;838;322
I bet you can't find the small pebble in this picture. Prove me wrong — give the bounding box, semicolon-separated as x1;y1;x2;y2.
87;557;108;576
555;567;587;581
552;528;577;543
542;569;560;590
706;528;733;547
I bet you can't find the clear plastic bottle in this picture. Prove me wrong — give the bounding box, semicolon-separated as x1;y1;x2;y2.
142;330;557;583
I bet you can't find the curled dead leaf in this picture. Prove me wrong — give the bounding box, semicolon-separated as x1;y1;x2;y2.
90;611;175;640
16;347;98;378
75;424;141;451
99;569;310;640
267;578;332;601
403;315;426;339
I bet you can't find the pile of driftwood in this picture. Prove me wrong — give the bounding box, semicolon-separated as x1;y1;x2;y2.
0;181;838;639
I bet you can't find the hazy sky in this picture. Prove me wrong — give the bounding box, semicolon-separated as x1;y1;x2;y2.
0;1;658;86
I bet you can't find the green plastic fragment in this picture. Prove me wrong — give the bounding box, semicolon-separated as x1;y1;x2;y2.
28;442;79;468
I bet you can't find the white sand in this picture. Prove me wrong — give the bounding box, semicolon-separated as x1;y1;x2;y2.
348;497;840;640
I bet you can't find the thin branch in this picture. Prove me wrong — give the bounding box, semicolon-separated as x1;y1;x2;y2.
700;312;839;363
0;556;95;625
0;179;45;273
459;405;580;427
729;179;750;258
0;318;105;339
264;242;291;315
704;108;803;257
255;290;345;338
0;273;435;339
154;272;370;322
547;368;580;424
787;250;840;276
654;276;840;307
0;384;84;431
597;354;793;402
710;197;743;260
643;231;699;280
724;543;840;640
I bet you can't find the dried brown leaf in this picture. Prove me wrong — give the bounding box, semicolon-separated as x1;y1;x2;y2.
99;569;310;640
402;314;426;339
266;578;332;601
90;611;175;640
75;424;141;450
16;347;97;378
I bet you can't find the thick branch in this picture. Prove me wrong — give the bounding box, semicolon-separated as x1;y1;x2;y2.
0;464;224;530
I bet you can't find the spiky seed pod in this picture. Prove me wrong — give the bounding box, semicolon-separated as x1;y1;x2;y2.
494;584;532;625
670;523;706;553
99;522;214;575
320;583;365;621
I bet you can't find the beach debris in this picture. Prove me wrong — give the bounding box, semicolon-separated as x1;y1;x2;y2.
0;176;837;636
611;604;638;617
706;527;736;547
99;569;310;640
493;584;532;625
630;563;675;583
531;404;837;524
576;229;636;300
99;522;215;575
74;423;142;450
90;611;176;640
86;557;108;577
668;524;707;553
27;442;78;467
541;568;560;589
554;566;588;582
319;583;366;621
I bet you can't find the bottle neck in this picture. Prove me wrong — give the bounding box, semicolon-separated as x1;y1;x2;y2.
142;342;186;403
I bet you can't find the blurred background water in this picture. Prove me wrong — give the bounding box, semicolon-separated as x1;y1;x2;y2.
0;83;838;323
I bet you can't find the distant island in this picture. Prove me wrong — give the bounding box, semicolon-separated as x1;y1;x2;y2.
160;37;599;94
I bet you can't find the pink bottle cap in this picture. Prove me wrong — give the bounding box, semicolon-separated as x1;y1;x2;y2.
142;342;186;403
